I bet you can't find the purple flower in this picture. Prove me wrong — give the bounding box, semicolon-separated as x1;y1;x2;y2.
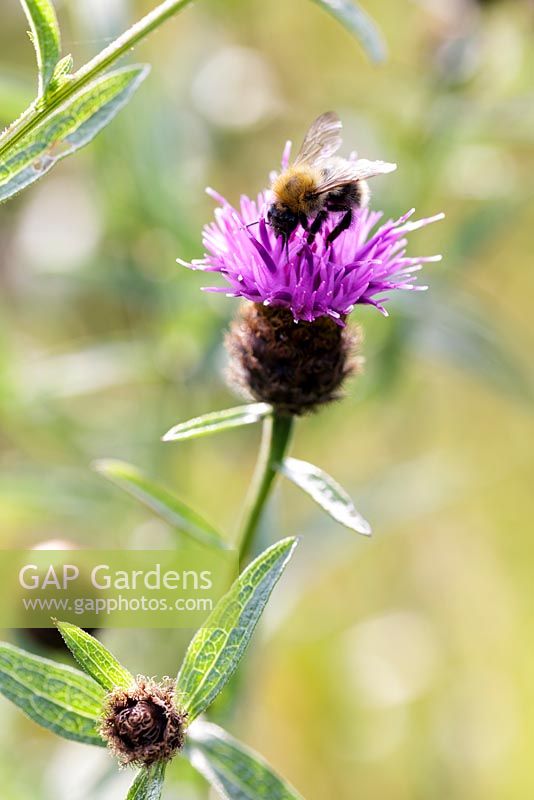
178;155;444;326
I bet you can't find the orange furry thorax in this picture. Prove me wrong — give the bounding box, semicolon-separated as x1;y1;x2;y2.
272;166;322;213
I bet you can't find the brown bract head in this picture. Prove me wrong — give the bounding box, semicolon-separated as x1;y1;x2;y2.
226;303;362;416
101;676;187;767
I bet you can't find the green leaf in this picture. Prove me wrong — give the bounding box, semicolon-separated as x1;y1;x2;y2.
310;0;386;63
176;538;298;722
0;641;106;746
162;403;272;442
126;763;167;800
278;457;372;536
49;53;74;90
56;621;134;692
93;459;229;551
186;721;303;800
20;0;61;96
0;64;149;203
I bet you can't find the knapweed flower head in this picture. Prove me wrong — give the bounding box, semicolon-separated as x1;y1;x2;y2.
101;676;187;767
179;145;443;414
178;147;443;326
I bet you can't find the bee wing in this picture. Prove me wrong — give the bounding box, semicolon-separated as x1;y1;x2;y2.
316;158;397;193
293;112;343;166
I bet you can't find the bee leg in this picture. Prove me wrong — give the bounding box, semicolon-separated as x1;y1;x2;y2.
307;209;328;244
299;213;309;231
326;210;352;245
283;234;290;259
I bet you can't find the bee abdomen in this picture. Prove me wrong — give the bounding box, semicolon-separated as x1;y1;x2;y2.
325;181;366;211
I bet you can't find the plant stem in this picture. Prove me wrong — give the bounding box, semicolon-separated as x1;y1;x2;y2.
0;0;194;159
238;413;294;569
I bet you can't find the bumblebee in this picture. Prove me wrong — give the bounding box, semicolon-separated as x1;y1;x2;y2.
267;111;396;246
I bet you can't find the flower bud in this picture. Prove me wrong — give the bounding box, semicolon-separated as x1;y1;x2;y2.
225;303;361;415
101;677;187;766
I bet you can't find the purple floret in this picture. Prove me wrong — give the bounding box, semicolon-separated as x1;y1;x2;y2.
178;171;443;325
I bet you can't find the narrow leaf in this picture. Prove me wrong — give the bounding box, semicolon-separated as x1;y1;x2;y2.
20;0;61;95
93;459;228;551
310;0;386;63
49;53;74;90
279;457;372;536
162;403;272;442
126;763;166;800
0;641;106;745
0;64;149;203
186;721;303;800
56;621;134;692
176;538;298;722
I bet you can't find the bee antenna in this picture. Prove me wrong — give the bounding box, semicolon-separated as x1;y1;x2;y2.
245;219;260;229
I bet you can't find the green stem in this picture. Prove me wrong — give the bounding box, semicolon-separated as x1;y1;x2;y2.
238;413;294;569
0;0;194;159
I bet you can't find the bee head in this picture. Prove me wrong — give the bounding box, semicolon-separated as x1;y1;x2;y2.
267;202;300;242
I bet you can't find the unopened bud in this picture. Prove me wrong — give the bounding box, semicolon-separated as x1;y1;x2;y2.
101;677;187;766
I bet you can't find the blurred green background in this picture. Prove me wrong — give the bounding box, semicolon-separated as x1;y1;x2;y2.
1;0;533;797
